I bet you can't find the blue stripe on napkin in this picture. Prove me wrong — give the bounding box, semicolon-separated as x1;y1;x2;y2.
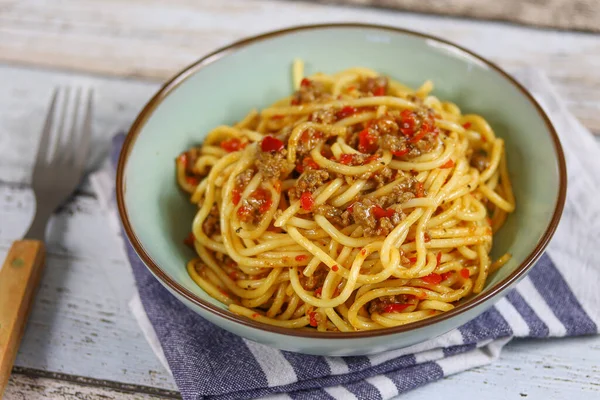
529;256;597;335
505;291;549;337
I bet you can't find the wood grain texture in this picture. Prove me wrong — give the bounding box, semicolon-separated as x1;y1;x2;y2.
0;0;600;135
0;240;45;396
5;372;177;399
299;0;600;32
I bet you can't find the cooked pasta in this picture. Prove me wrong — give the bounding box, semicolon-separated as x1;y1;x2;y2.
175;61;515;332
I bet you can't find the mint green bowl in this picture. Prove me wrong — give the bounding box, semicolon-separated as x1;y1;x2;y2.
116;24;566;356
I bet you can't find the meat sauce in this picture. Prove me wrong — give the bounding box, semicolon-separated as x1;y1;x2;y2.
206;76;439;235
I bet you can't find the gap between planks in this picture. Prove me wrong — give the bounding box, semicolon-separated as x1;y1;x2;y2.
6;368;180;400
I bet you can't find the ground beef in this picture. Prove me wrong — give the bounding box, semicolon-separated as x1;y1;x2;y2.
183;148;201;175
369;166;393;188
289;169;330;199
235;169;254;188
299;265;328;290
360;76;388;95
406;133;437;157
351;197;406;236
295;128;325;158
237;189;272;225
378;176;418;208
380;134;408;155
351;198;377;234
470;150;490;172
368;294;414;314
314;204;352;227
372;115;399;135
202;204;220;236
308;108;336;124
255;150;291;180
291;80;332;105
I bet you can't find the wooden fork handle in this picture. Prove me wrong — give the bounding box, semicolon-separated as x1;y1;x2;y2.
0;240;45;396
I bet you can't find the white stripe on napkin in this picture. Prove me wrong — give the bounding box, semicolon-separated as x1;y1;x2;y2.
325;357;351;375
325;386;358;400
243;339;298;387
414;349;445;364
516;278;567;336
437;337;510;376
366;375;399;399
495;298;530;336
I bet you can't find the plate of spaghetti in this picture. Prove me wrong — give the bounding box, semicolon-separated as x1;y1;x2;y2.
117;24;565;354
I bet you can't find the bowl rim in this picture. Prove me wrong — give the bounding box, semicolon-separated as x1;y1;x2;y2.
116;22;567;339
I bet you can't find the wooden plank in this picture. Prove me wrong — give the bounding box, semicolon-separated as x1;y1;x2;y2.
301;0;600;33
5;372;177;399
0;0;599;133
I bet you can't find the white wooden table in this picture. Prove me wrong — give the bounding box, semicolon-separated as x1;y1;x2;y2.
1;1;599;398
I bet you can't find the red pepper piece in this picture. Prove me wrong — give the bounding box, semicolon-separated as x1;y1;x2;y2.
261;135;284;152
300;191;314;211
415;182;425;198
383;303;410;313
309;311;318;327
220;138;245;152
183;232;195;248
339;153;355;165
372;205;395;219
373;86;386;96
460;268;470;279
440;159;455;169
232;188;241;205
422;273;442;285
400;110;417;136
392;148;409;157
336;106;357;120
295;255;308;262
347;202;355;213
409;121;432;143
441;271;453;281
236;205;251;219
178;153;188;167
463;122;472;129
358;129;378;153
185;176;199;186
259;199;272;214
303;157;319;170
436;252;442;266
300;78;311;87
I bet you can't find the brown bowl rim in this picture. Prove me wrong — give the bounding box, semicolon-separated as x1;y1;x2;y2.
116;23;567;339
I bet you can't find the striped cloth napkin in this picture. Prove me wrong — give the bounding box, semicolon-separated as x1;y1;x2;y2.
92;69;599;400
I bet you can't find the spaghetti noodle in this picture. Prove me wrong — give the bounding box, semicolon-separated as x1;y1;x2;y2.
176;61;515;332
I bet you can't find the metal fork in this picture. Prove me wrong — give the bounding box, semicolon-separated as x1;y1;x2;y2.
0;87;93;395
